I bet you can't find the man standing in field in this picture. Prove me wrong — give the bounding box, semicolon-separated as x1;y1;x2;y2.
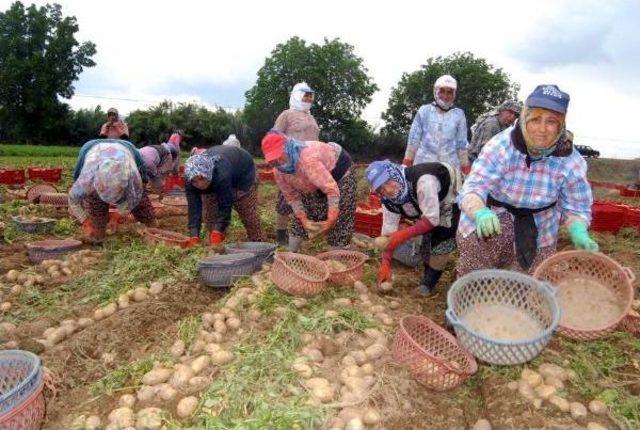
468;100;521;162
99;108;129;140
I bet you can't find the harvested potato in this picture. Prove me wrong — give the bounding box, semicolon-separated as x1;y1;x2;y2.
326;260;348;273
133;287;149;302
353;281;368;294
169;364;195;389
77;318;93;328
142;368;173;385
517;380;535;401
303;347;324;362
538;363;568;381
379;282;393;292
135;407;163;430
341;355;357;367
535;384;556;400
117;294;130;309
587;422;608;430
5;269;19;282
374;236;390;250
108;407;135;428
213;320;227;335
102;303;117;317
211;350;234;365
521;369;543;387
549;395;570;412
1;302;12;312
570;402;588;420
10;285;21;295
325;310;338;318
588;399;607;415
176;396;198;418
156;383;177;401
85;415;102;430
471;418;492;430
190;355;211;374
189;376;209;390
365;343;387;360
226;317;241;330
118;394;136;408
362;408;381;426
350;350;368;365
333;298;352;307
292;362;313;378
149;281;163;296
338;408;363;424
345;417;365;430
61;267;73;276
169;339;186;359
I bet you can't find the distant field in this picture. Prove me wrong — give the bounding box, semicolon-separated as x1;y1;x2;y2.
0;144;80;157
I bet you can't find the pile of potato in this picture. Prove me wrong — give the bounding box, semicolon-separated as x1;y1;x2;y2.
510;363;608;426
36;281;165;349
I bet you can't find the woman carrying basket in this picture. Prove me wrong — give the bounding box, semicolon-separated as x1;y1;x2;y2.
184;145;265;247
365;160;461;295
261;131;356;253
456;85;597;277
68;139;155;243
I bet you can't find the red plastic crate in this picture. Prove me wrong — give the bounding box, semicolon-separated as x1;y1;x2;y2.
162;175;185;192
368;192;382;208
355;203;383;237
591;202;626;233
0;169;26;185
27;167;63;183
258;169;275;182
620;187;640;198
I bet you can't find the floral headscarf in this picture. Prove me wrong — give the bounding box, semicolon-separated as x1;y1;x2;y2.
365;160;410;205
185;153;219;182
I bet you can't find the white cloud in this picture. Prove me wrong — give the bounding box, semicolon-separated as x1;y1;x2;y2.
1;0;638;158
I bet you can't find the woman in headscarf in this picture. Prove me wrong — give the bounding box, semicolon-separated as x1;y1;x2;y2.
99;108;129;139
68;139;154;243
167;129;185;175
261;131;356;252
140;142;178;193
456;85;597;277
365;159;461;295
272;82;321;245
184;145;264;246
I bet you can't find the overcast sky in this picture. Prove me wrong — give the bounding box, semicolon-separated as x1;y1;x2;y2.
2;0;639;158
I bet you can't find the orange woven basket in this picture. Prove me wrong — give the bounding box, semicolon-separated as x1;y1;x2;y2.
26;184;57;203
38;192;68;207
143;228;190;248
392;315;478;391
315;250;368;284
533;251;635;340
619;310;640;336
270;252;329;297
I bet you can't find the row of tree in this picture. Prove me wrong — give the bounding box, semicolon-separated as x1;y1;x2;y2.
0;2;519;160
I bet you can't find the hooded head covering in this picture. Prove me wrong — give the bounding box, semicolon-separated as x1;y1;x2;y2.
222;134;241;147
185;153;219;183
433;75;457;111
289;82;314;112
161;142;178;159
365;160;410;205
498;100;522;115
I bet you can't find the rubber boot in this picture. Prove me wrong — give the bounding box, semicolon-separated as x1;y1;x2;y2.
415;266;443;296
276;229;288;246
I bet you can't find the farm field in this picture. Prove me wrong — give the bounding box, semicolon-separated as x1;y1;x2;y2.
0;148;639;430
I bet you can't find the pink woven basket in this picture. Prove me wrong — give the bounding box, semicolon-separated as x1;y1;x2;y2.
619;310;640;336
392;315;478;391
270;252;329;297
143;228;190;248
38;192;68;207
26;184;57;203
0;383;45;430
533;251;635;340
315;250;368;284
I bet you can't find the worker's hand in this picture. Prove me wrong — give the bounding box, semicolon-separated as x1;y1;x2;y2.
474;207;502;239
402;158;413;167
208;230;225;246
568;221;599;252
377;258;393;286
295;211;314;232
320;207;339;234
461;164;472;175
386;217;434;252
82;219;96;238
183;237;200;249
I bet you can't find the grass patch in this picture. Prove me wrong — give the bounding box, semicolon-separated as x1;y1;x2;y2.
255;284;294;314
561;334;640;427
0;144;81;157
177;315;202;349
65;238;205;305
194;312;324;429
91;353;173;397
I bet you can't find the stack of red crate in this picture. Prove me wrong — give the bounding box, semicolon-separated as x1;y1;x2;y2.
27;167;63;183
0;169;26;185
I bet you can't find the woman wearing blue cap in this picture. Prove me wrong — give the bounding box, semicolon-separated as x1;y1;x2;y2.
365;160;461;295
456;85;597;277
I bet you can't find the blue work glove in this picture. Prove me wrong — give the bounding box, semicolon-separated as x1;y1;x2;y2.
568;221;599;252
474;207;502;239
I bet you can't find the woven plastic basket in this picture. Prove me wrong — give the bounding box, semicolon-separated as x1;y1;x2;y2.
26;239;82;264
198;253;256;287
38;192;68;207
619;310;640;336
26;184;57;203
392;237;422;267
0;350;45;430
446;270;560;365
11;216;56;234
225;242;277;271
143;228;190;248
533;251;635;340
270;252;329;297
392;315;478;391
315;250;368;284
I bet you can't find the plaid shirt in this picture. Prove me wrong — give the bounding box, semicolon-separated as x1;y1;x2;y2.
458;127;592;247
407;103;468;167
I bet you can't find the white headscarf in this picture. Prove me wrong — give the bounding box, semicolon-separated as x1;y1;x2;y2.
289;82;314;112
222;134;241;147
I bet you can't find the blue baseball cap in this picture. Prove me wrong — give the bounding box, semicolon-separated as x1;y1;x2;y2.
525;85;570;114
365;160;393;191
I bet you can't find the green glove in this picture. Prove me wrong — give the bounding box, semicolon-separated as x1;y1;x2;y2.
568;221;599;252
474;207;502;239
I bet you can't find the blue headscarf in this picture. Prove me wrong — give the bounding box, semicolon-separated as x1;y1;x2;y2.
365;160;410;205
276;137;307;174
185;153;219;182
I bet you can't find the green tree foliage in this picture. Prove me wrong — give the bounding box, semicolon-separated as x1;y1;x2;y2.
126;101;247;150
243;37;378;154
381;52;519;137
67;106;105;144
0;1;96;143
